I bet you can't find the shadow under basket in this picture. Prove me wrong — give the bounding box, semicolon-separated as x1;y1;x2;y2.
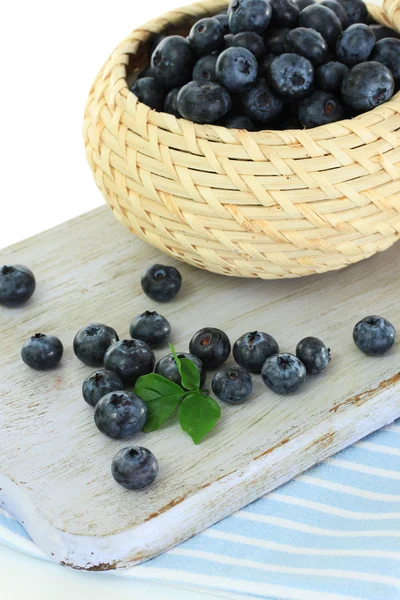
83;0;400;279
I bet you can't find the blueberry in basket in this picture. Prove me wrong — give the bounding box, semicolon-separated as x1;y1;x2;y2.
316;61;349;91
336;23;375;66
228;0;272;35
216;47;258;92
320;0;349;28
341;61;395;111
371;38;400;86
151;36;194;89
242;78;283;122
178;81;232;124
286;27;329;66
192;55;218;82
298;4;342;48
130;77;165;111
298;90;344;127
164;87;182;117
189;17;225;55
229;31;266;58
269;53;314;98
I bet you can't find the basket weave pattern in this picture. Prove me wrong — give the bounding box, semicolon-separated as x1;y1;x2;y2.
84;0;400;279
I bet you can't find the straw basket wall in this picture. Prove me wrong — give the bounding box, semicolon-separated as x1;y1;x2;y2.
84;0;400;279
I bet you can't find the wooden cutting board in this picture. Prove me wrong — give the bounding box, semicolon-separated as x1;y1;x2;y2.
1;206;400;571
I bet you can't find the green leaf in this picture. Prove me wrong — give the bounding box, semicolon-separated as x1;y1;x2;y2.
142;395;182;432
169;343;200;390
169;343;182;371
134;373;183;402
178;393;221;444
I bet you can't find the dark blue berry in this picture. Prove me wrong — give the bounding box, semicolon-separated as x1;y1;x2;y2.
258;54;278;77
298;91;344;127
353;315;396;356
130;77;165;111
336;24;375;66
242;79;284;122
230;32;266;59
104;339;155;385
316;61;349;91
223;115;256;130
371;38;400;86
299;5;342;48
233;331;279;373
73;323;119;367
177;81;232;123
229;0;272;35
261;353;306;395
148;34;166;58
151;36;194;89
216;47;258;92
0;265;36;307
155;352;206;387
214;13;230;34
264;29;290;55
334;0;368;25
341;61;394;112
269;53;314;98
164;87;182;117
21;333;63;370
296;336;331;374
141;264;182;302
82;369;124;408
212;365;252;404
292;0;315;10
129;310;171;348
225;33;235;47
270;0;299;28
321;0;348;28
192;55;218;82
370;25;400;42
286;27;328;66
137;66;153;79
112;446;158;490
189;327;231;369
189;18;225;55
94;391;147;439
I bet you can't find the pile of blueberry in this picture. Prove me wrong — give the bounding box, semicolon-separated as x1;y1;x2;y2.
131;0;400;129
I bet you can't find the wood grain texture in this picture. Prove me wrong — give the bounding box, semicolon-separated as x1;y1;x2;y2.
1;206;400;570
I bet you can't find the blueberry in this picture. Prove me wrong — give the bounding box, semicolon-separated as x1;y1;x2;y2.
334;0;368;25
214;13;230;34
320;0;348;28
341;61;394;112
94;391;147;439
299;5;342;48
298;91;344;127
73;323;119;367
353;315;396;356
0;265;36;307
336;24;375;67
233;331;279;373
230;32;266;59
148;34;166;59
229;0;272;35
82;369;124;408
270;0;299;28
130;77;165;111
223;115;256;130
292;0;315;10
189;327;231;369
258;54;278;78
216;47;258;92
137;66;153;79
177;81;232;123
225;33;234;48
296;336;331;374
129;310;171;348
242;79;284;122
192;55;218;82
155;352;206;387
141;264;182;302
164;87;182;117
189;18;225;55
21;333;63;370
112;446;158;490
316;61;349;91
269;53;314;98
212;365;252;404
371;38;400;86
286;28;328;66
104;339;155;385
264;29;290;55
370;25;400;42
261;353;306;395
151;36;194;89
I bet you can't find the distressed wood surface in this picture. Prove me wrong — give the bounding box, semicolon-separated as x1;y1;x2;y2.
1;206;400;571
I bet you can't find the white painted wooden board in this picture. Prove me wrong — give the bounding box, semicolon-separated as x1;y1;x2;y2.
1;206;400;572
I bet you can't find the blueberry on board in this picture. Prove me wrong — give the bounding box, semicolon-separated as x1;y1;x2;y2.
334;0;369;25
261;353;306;395
216;47;258;93
228;0;272;35
336;24;375;67
298;5;342;48
258;54;278;78
151;36;194;89
130;77;166;111
73;323;119;367
292;0;315;10
286;27;329;66
155;352;206;387
129;310;171;348
270;0;299;28
189;18;225;55
264;29;290;55
141;264;182;302
0;265;36;307
316;61;349;92
112;447;158;490
212;365;252;404
298;91;344;127
192;55;219;82
82;369;125;408
320;0;348;28
94;391;147;439
341;61;394;112
242;79;284;123
214;13;230;34
353;315;396;356
189;327;231;369
222;115;256;130
371;38;400;86
21;333;63;370
233;331;279;373
164;87;182;117
269;53;314;98
370;25;400;42
104;339;155;385
230;32;266;59
177;81;232;124
296;336;331;374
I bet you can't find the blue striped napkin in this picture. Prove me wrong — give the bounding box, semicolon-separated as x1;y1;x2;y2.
1;419;400;600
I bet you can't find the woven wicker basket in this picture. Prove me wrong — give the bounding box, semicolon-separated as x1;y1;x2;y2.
84;0;400;279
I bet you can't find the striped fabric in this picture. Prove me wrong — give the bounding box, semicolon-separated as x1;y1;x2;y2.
1;420;400;600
